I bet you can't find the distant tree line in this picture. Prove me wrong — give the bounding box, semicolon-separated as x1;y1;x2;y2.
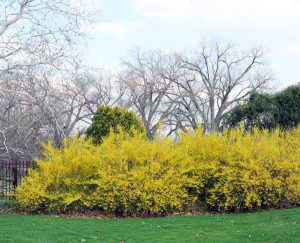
2;0;298;161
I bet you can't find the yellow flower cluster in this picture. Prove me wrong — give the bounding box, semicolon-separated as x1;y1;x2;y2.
16;127;300;214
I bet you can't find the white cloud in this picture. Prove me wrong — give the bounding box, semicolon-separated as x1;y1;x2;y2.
91;21;143;39
128;0;300;32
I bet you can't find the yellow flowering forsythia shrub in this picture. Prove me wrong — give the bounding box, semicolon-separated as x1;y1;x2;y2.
16;127;300;214
16;132;194;214
179;127;300;211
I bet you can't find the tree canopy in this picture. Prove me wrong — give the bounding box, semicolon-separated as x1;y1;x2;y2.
223;84;300;130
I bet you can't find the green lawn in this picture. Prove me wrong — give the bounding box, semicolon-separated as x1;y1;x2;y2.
0;208;299;242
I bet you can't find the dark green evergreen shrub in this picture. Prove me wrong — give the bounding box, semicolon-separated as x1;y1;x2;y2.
85;105;145;144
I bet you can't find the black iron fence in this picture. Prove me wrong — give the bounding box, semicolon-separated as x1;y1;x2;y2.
0;160;34;199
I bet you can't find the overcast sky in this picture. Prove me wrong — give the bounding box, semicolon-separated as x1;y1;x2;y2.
80;0;300;90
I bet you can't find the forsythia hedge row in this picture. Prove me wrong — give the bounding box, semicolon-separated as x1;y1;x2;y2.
16;127;300;214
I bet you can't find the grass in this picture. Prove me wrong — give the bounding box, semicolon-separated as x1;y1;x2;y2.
0;208;299;242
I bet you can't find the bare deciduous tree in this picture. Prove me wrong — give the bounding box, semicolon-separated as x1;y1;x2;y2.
0;0;93;74
121;48;180;139
0;0;96;159
174;41;272;132
0;65;124;159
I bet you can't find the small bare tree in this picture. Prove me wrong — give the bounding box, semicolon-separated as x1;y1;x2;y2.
121;48;181;139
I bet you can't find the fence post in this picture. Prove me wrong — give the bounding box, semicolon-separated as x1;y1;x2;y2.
12;166;18;189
